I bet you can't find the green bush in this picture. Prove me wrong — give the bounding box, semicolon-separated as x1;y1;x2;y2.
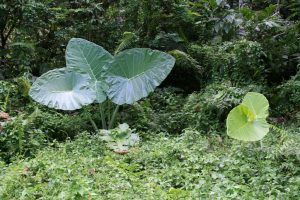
162;50;204;92
275;69;300;119
183;82;264;133
122;87;186;134
1;129;299;199
188;40;267;86
0;80;25;113
188;44;218;81
216;39;267;85
0;103;102;163
148;87;187;133
31;107;98;140
0;78;33;114
0;112;47;163
248;20;300;83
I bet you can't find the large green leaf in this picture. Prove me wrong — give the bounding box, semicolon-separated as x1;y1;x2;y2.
105;48;175;105
29;68;96;110
226;104;270;141
242;92;269;118
66;38;113;103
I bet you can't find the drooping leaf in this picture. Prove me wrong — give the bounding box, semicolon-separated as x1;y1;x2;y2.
242;92;269;118
226;104;270;141
66;38;113;103
105;48;175;105
29;68;96;110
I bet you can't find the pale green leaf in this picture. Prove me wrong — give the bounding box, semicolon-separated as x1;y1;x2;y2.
29;68;96;110
226;104;270;141
66;38;113;103
105;48;175;105
242;92;269;118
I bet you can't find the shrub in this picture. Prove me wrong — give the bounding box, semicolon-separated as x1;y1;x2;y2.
188;44;218;80
0;77;33;114
31;107;97;140
188;40;267;86
149;32;185;51
0;111;47;163
162;50;204;92
275;69;300;119
122;87;187;134
0;80;23;113
148;87;187;133
216;39;267;85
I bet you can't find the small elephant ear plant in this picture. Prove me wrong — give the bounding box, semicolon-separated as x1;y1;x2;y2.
226;92;272;148
29;38;175;152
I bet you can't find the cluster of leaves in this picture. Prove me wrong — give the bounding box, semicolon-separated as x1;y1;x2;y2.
0;128;299;199
188;39;267;86
30;107;96;140
191;0;244;41
164;50;204;92
214;39;267;85
0;81;17;112
0;109;47;163
0;79;30;113
241;6;300;83
123;87;187;134
275;69;300;119
100;123;139;153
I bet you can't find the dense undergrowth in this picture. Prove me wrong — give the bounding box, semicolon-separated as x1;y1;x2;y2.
1;128;299;199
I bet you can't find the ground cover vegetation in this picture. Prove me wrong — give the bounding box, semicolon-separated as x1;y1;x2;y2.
0;0;299;199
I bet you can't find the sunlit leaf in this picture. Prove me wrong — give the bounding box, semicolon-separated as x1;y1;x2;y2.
226;104;270;141
242;92;269;118
226;92;270;141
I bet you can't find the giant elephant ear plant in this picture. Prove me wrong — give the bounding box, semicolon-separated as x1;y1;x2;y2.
29;38;175;129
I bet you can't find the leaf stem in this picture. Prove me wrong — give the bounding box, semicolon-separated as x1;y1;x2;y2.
89;116;98;132
108;105;120;129
99;103;107;129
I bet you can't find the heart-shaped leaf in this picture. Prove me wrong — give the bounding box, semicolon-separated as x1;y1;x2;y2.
29;68;96;110
105;48;175;105
66;38;113;103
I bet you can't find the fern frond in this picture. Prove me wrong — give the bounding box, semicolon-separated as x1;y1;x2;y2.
15;76;31;98
168;50;203;73
114;32;138;55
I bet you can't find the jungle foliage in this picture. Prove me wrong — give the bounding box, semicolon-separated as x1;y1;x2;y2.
0;0;300;199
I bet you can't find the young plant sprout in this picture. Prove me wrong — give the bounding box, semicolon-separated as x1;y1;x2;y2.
99;123;139;154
